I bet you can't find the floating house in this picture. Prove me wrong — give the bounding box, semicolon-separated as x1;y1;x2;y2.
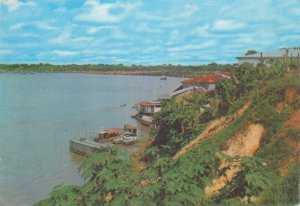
137;101;162;116
132;101;162;127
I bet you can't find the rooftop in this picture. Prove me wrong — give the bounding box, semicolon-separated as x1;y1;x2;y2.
102;128;123;134
181;72;231;84
124;124;137;130
138;101;162;106
171;86;208;97
236;48;300;59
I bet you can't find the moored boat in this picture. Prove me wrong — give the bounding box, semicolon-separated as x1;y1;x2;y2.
69;138;111;156
160;75;167;80
69;124;139;155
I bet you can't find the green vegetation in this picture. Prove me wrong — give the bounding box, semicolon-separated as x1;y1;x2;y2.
0;63;232;76
36;60;299;205
245;50;258;56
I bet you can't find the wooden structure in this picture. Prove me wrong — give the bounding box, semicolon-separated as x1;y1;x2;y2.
123;124;137;136
97;128;123;142
137;101;162;116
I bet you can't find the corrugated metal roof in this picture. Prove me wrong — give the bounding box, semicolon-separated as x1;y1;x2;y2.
236;48;300;59
170;86;207;97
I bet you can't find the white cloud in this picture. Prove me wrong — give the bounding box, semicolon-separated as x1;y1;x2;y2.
1;0;36;12
181;4;198;17
212;20;246;31
169;41;216;52
76;0;138;23
279;35;300;42
53;50;79;56
10;22;26;30
36;22;59;31
136;11;171;22
50;25;73;44
135;23;162;33
20;33;40;37
141;46;161;53
194;24;210;37
10;21;59;31
86;26;115;34
72;37;93;42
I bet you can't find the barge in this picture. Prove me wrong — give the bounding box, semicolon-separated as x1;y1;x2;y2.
69;124;139;156
69;138;111;156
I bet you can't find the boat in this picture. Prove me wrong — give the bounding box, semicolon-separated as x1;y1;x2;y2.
122;136;138;145
111;135;138;145
160;75;167;80
96;128;123;143
69;125;139;155
134;114;153;127
69;137;111;156
111;125;138;145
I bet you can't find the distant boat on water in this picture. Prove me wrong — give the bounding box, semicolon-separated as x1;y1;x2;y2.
160;75;167;80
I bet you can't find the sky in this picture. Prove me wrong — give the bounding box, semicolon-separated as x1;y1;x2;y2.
0;0;299;65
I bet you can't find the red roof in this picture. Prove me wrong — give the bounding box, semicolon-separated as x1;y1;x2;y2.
103;128;123;134
138;101;161;106
181;72;231;84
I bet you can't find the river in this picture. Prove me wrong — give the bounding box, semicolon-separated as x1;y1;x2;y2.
0;73;183;206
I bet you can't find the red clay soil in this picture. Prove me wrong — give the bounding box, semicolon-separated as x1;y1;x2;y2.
173;100;252;160
287;108;300;128
275;101;284;113
205;123;265;197
279;108;300;176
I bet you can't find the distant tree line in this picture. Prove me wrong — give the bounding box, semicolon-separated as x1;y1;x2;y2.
0;63;232;76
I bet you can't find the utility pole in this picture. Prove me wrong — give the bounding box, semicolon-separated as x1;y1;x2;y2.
285;49;290;73
259;52;264;65
298;52;300;72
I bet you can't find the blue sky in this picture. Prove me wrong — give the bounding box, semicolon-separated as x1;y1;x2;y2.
0;0;299;65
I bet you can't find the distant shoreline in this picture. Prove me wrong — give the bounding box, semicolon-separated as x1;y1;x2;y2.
0;71;196;78
0;63;232;77
0;70;231;78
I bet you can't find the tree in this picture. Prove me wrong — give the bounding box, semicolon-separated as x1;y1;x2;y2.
245;50;257;56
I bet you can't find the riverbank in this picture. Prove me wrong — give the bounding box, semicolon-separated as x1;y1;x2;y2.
92;71;194;78
0;63;232;77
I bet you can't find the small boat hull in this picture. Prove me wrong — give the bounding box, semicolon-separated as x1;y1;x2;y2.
69;139;110;156
135;115;153;127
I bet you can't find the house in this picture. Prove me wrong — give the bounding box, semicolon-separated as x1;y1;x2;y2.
132;101;162;127
173;72;231;94
236;48;300;66
137;101;162;116
156;73;231;104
